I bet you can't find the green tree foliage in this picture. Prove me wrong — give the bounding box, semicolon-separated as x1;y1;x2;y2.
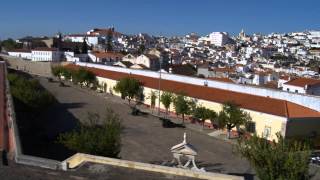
8;73;55;110
0;38;21;50
113;77;142;105
137;44;145;55
51;66;73;81
106;29;113;51
150;91;157;109
193;106;217;129
218;101;251;138
81;38;88;54
72;67;97;87
173;94;191;124
236;133;311;180
160;92;173;115
58;108;122;158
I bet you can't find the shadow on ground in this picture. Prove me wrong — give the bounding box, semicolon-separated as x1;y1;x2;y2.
16;100;84;161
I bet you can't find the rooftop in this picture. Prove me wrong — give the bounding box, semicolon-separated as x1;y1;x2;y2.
7;49;31;53
284;77;320;87
32;47;58;52
65;64;320;118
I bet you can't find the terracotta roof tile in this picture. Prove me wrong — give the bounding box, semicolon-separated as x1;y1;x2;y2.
32;47;58;51
65;64;320;118
8;49;31;53
93;52;124;59
284;78;320;87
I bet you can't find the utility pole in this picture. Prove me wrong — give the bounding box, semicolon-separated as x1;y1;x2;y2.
158;55;162;115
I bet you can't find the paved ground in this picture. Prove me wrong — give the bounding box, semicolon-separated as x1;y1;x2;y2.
29;77;253;179
0;161;199;180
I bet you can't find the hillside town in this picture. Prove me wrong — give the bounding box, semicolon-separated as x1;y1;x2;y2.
1;27;320;180
3;28;320;96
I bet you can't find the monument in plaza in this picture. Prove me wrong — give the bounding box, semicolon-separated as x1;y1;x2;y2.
170;133;205;172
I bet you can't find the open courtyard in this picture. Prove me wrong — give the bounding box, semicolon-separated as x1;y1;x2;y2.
21;76;253;178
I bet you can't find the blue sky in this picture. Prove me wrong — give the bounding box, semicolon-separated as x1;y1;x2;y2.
0;0;319;39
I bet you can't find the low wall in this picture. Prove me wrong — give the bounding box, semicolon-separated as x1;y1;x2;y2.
3;62;61;169
0;54;53;77
62;153;243;180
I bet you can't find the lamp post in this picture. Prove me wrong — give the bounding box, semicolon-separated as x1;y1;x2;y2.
158;56;162;115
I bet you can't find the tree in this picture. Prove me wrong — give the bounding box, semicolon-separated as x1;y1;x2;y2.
173;94;191;124
218;101;251;139
193;106;217;129
137;44;145;55
72;68;97;87
8;73;55;111
149;91;157;112
106;29;113;51
160;92;173;115
113;77;142;105
236;133;311;180
81;38;88;54
58;108;122;158
1;38;21;50
51;66;64;80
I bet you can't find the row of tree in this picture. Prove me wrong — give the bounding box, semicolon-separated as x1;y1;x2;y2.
0;38;22;51
51;66;97;88
8;72;55;111
112;77;251;138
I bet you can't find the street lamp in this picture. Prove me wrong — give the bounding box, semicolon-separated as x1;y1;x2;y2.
158;56;162;115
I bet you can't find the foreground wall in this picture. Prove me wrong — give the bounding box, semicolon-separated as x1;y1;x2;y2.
62;153;243;180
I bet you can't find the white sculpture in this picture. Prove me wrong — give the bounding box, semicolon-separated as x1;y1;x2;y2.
170;132;205;172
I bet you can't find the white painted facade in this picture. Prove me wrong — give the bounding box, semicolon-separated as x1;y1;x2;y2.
7;51;32;59
31;49;61;62
64;35;99;46
282;84;306;94
208;32;229;46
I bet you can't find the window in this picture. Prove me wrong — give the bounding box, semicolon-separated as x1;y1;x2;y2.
245;122;256;133
263;126;271;138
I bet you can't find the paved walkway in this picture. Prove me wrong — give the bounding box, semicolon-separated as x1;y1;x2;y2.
36;77;254;178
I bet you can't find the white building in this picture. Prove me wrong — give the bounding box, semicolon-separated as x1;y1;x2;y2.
31;48;61;62
7;49;32;59
208;32;230;46
122;54;160;70
282;77;320;95
64;34;99;46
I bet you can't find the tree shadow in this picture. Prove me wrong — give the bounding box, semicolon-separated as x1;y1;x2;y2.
196;161;224;172
159;117;186;128
228;173;255;180
16;101;85;161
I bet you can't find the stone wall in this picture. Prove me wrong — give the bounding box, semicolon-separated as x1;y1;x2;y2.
0;54;54;77
62;153;243;180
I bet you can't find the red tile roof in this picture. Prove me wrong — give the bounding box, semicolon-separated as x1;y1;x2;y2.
32;47;58;52
8;49;31;53
284;77;320;87
207;77;234;83
65;64;320;118
93;52;124;59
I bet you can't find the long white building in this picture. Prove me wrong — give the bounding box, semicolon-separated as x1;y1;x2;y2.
8;48;62;62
